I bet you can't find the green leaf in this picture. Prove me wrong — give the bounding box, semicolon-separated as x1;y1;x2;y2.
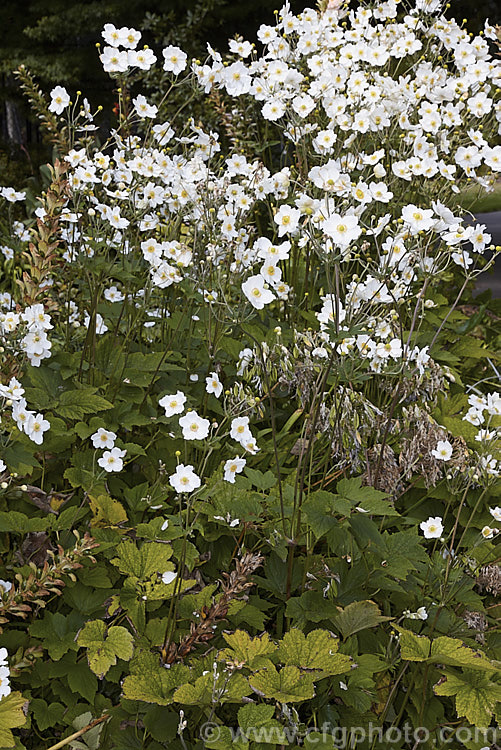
237;704;275;733
111;540;173;580
396;628;496;670
55;388;113;421
122;664;189;705
237;704;287;744
244;468;276;491
0;511;48;533
221;631;277;669
249;665;315;702
173;672;250;705
77;621;134;678
30;612;79;660
430;636;496;671
336;476;389;505
143;706;178;743
332;600;392;639
66;660;98;703
0;693;27;748
89;493;128;527
2;444;40;474
204;725;249;750
356;498;399;516
434;670;501;727
30;699;65;732
302;492;344;540
276;629;351;677
395;627;431;661
63;466;98;492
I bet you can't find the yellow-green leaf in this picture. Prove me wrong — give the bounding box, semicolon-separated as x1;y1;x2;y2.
173;672;250;705
89;494;128;528
0;692;28;748
221;631;277;670
122;664;189;705
111;539;173;580
249;665;315;702
77;620;134;678
434;670;501;727
277;629;351;677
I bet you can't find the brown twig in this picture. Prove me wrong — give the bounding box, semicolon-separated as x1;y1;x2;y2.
45;715;109;750
162;551;263;664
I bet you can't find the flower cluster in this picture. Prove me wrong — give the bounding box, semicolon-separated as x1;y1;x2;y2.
91;429;127;473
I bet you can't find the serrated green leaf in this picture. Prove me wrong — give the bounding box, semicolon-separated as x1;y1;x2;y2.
0;693;27;748
173;672;250;705
396;628;496;670
111;539;173;580
0;511;48;533
30;612;79;660
66;660;98;703
332;600;392;639
221;631;277;669
122;664;189;705
55;389;113;421
204;725;249;750
237;704;275;733
89;493;128;528
143;706;178;743
395;627;431;661
434;670;501;727
430;636;496;671
277;629;351;677
249;665;315;702
77;620;134;677
30;699;65;732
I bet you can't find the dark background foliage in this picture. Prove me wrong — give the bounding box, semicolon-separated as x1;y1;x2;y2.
0;0;499;187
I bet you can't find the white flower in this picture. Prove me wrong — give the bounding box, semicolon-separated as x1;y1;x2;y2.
223;456;246;483
169;464;201;493
322;214;361;250
401;205;435;234
104;286;125;302
480;526;498;540
162;46;187;75
133;95;158;119
179;410;210;440
0;657;10;699
101;23;123;47
242;275;275;309
262;98;286;121
0;460;5;473
476;429;496;442
48;86;70;115
205;372;223;398
230;417;252;445
431;440;453;462
100;47;129;73
161;570;177;585
420;516;444;539
274;205;301;237
26;413;50;445
98;447;126;473
489;507;501;523
91;428;116;449
159;391;186;417
121;27;141;49
416;606;428;620
0;580;12;594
